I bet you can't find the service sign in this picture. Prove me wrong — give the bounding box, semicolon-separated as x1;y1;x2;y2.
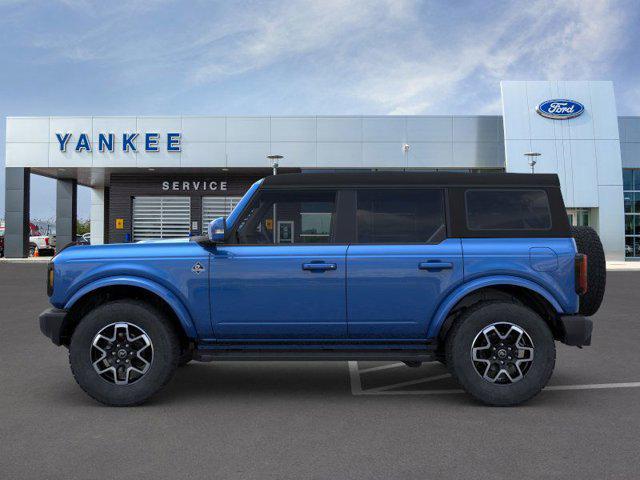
162;180;227;191
536;99;584;120
55;132;181;152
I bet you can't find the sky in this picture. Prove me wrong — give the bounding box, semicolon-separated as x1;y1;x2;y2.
0;0;639;220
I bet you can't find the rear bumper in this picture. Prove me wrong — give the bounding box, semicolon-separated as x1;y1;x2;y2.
39;308;67;346
558;315;593;347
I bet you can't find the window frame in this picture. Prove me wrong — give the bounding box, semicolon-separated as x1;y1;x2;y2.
352;187;449;245
464;188;553;232
623;168;640;258
448;186;571;238
226;187;342;246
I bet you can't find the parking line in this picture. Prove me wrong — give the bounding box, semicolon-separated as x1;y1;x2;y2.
361;387;464;396
357;362;406;375
348;361;363;395
544;382;640;391
348;362;640;395
364;373;452;393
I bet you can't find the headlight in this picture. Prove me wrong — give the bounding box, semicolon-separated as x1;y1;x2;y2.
47;262;54;297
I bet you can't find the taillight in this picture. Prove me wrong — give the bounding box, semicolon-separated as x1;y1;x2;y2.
45;237;49;246
575;254;588;295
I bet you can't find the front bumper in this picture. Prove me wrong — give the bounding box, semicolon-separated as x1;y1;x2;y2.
39;308;67;346
558;315;593;347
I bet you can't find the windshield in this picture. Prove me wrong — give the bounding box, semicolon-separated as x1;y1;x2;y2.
225;179;264;229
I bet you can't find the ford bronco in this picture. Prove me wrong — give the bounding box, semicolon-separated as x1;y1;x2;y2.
39;172;605;406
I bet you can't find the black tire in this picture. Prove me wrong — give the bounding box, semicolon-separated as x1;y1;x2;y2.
571;226;606;316
69;300;180;406
446;301;556;406
28;243;36;257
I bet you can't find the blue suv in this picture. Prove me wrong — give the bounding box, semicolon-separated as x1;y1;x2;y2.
39;172;605;406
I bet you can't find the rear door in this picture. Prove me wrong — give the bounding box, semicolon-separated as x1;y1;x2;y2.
346;188;463;339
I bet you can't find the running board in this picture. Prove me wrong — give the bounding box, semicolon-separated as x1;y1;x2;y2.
193;349;436;362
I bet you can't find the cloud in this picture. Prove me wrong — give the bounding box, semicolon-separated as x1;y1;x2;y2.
187;0;415;85
6;0;635;114
348;0;629;114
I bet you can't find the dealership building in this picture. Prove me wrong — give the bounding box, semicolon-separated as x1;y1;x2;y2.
4;80;640;260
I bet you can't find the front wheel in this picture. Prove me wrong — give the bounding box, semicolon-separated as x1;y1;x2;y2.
69;300;181;406
445;301;556;406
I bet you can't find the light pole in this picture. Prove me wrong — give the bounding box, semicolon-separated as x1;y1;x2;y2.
402;144;410;165
524;152;541;174
266;155;283;243
267;154;283;176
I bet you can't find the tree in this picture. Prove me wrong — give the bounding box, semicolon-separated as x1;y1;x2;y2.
77;219;91;236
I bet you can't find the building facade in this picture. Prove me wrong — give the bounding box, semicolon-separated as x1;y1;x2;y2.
4;80;638;260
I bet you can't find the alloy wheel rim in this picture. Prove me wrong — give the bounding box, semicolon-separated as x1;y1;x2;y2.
90;322;153;385
471;322;534;384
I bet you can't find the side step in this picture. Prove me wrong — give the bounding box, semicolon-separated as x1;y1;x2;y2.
193;349;436;362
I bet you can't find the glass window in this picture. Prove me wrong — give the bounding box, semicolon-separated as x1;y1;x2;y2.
234;190;336;244
624;192;634;213
626;215;635;235
567;213;575;226
634;170;640;191
356;189;446;243
633;193;640;214
623;169;634;191
300;211;332;238
626;237;634;258
466;189;551;230
567;209;591;227
578;210;589;227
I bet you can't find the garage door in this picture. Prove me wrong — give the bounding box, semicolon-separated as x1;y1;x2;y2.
202;196;242;234
132;196;191;241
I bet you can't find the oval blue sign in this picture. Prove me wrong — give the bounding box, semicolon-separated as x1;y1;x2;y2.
536;99;584;120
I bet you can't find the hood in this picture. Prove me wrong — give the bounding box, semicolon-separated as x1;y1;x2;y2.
53;237;199;263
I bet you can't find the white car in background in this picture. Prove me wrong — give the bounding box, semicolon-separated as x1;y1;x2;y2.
0;223;56;256
29;223;56;256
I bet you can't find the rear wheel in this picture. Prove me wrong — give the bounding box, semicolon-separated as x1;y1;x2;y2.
69;300;180;406
446;301;555;406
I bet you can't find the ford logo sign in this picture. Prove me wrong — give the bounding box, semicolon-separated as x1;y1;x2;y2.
536;99;584;120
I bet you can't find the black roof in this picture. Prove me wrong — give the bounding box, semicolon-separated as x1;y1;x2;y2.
262;172;560;188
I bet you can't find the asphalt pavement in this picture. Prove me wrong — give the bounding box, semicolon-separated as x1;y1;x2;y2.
1;263;639;479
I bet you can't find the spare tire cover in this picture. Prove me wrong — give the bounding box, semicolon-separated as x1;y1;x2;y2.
571;226;606;316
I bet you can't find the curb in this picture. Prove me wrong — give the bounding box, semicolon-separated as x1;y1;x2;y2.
0;258;52;263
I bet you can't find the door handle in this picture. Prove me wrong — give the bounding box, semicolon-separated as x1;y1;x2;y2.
302;262;337;271
419;261;453;271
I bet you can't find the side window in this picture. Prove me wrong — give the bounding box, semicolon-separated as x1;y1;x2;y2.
465;189;551;230
235;190;337;244
356;189;446;244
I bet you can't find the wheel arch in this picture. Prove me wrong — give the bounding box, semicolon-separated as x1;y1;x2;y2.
428;276;563;341
60;277;197;347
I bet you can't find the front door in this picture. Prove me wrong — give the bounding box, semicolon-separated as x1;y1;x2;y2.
210;188;347;339
346;188;463;339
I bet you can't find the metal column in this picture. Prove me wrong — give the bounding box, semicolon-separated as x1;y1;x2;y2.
55;179;77;250
3;168;30;258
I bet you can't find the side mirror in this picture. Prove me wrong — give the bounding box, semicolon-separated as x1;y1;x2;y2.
208;216;226;243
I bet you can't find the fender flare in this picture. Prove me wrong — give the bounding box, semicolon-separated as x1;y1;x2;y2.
64;276;198;338
426;275;563;339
